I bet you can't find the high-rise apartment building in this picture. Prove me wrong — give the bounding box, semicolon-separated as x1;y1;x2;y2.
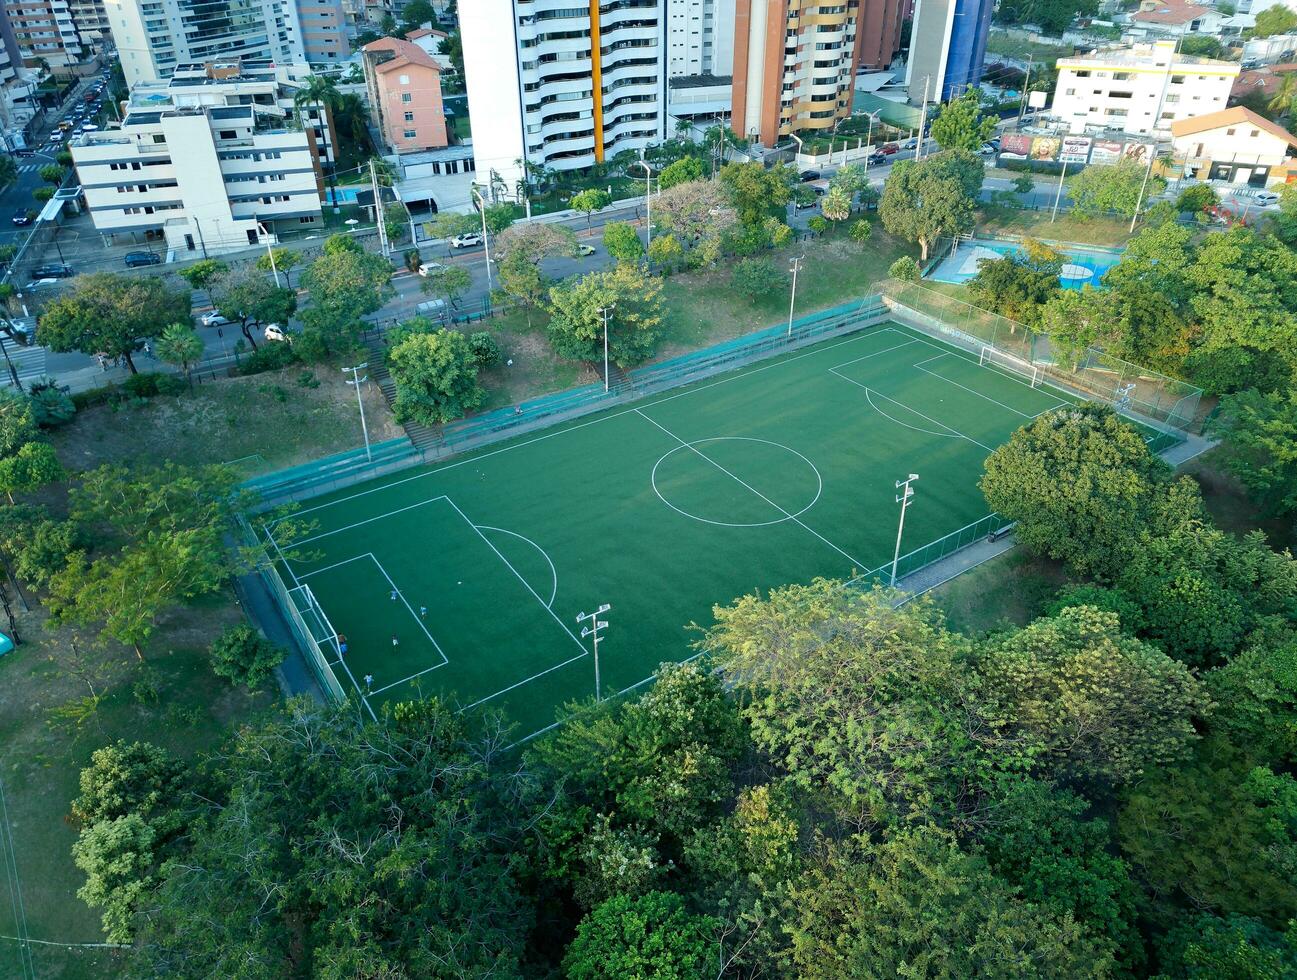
106;0;347;86
731;0;862;147
5;0;83;67
667;0;735;77
855;0;903;71
68;0;107;44
461;0;670;189
906;0;993;103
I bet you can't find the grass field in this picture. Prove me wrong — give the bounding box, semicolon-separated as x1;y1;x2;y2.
263;321;1082;739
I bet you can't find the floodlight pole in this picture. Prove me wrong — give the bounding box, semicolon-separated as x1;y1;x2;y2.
891;473;919;587
598;304;615;392
342;362;371;461
1050;157;1068;223
576;603;611;701
787;255;805;337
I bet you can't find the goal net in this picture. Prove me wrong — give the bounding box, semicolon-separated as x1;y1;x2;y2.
979;345;1040;387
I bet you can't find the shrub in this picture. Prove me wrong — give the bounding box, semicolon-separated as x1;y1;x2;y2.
468;331;504;368
731;258;789;302
807;215;830;236
209;624;286;690
889;256;921;282
236;342;299;376
28;379;75;427
849;218;872;245
122;372;185;398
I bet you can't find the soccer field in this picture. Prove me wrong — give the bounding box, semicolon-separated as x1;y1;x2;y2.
262;321;1080;739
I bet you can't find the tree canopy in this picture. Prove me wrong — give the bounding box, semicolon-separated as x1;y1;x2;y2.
40;274;192;373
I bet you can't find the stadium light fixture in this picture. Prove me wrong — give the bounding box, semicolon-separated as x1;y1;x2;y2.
891;473;919;587
598;305;615;393
787;255;805;338
576;603;611;700
342;362;371;461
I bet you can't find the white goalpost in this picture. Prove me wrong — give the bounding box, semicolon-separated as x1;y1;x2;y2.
978;345;1041;388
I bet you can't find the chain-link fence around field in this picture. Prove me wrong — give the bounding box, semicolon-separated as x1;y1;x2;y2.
877;279;1202;450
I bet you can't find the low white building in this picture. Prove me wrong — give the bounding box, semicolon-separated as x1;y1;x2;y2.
1052;40;1239;137
1171;105;1297;186
71;96;326;256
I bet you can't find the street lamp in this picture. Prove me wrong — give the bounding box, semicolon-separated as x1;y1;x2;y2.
341;362;371;461
576;603;611;701
862;110;883;178
890;474;919;586
471;185;493;293
786;255;804;338
634;152;654;251
598;303;615;392
258;221;281;287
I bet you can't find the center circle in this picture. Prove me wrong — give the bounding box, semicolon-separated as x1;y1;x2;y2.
650;437;822;527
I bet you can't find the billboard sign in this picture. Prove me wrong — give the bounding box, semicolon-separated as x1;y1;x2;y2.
1061;135;1092;164
1030;136;1061;161
1000;133;1033;158
1089;139;1123;165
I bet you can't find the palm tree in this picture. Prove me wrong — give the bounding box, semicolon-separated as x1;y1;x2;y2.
1270;72;1297;120
294;74;342;203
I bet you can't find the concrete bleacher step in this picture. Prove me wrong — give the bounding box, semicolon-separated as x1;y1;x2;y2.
363;333;440;453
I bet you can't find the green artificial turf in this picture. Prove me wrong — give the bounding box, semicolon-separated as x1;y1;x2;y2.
264;322;1084;739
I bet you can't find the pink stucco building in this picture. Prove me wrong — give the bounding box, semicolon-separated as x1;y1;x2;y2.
361;37;448;155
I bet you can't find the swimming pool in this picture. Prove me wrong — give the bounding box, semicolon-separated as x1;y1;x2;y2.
928;238;1125;290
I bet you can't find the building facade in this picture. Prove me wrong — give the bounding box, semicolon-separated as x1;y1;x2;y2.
1171;105;1297;186
71;62;328;255
5;0;83;67
106;0;346;86
667;0;734;77
461;0;669;189
362;36;447;154
906;0;993;103
1051;41;1239;137
855;0;904;71
731;0;863;148
67;0;107;44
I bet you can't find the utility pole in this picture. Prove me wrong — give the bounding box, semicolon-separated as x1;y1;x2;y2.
370;159;389;257
471;186;492;293
915;75;931;162
1019;55;1033;125
341;362;371;461
598;304;615;392
258;222;281;287
786;255;804;337
636;152;654;252
891;473;919;586
576;604;611;701
1051;157;1069;222
1131;25;1185;232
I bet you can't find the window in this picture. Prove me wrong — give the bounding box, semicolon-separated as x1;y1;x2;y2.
219;130;236;140
404;111;414;121
401;92;412;103
1171;75;1185;84
1074;69;1090;77
1227;127;1235;135
403;129;416;138
399;73;409;84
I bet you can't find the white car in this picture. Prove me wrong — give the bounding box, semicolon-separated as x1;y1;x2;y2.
263;323;289;342
1254;190;1281;207
200;310;232;327
448;232;483;249
22;278;59;291
417;261;447;276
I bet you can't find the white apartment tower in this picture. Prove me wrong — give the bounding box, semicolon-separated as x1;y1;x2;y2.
71;60;329;256
462;0;674;190
1052;40;1239;137
667;0;734;77
106;0;347;86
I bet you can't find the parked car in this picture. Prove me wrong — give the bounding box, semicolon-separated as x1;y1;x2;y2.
576;243;596;256
1255;190;1282;206
979;142;997;156
416;298;448;319
32;263;74;278
880;142;900;155
23;278;59;291
798;170;821;182
263;323;288;342
417;261;447;276
11;210;32;226
448;232;482;249
867;152;888;166
124;251;161;267
200;310;233;327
